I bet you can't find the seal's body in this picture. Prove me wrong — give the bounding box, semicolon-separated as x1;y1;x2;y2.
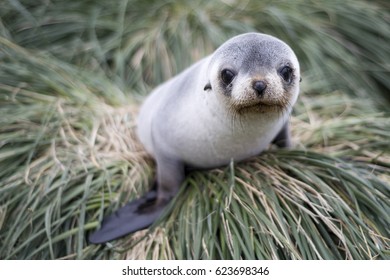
89;33;300;244
138;59;291;169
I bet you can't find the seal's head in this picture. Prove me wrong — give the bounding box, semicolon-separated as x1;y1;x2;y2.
204;33;300;115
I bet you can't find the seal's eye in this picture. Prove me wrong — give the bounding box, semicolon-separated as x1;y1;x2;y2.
221;69;235;85
279;66;293;84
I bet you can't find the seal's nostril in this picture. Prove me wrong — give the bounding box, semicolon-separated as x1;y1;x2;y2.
253;81;267;96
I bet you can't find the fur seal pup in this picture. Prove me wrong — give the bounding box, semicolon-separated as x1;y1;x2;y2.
89;32;300;244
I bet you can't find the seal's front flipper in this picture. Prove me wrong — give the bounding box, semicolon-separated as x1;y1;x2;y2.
88;189;166;244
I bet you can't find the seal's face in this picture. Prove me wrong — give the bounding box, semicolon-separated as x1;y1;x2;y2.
205;33;300;115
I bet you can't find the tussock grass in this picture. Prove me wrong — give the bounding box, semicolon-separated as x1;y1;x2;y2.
0;39;151;259
122;151;389;260
0;0;389;259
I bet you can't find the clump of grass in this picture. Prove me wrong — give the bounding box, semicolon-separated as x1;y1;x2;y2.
1;1;389;259
0;38;151;259
121;151;389;260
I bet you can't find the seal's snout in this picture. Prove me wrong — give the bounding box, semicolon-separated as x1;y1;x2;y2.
252;80;267;96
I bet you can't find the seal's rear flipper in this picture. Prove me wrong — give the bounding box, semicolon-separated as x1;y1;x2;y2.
88;189;166;244
89;156;184;244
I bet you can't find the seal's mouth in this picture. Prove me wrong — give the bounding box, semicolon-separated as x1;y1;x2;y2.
232;100;288;115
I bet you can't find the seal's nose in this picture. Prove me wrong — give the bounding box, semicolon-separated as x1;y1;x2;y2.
253;80;267;96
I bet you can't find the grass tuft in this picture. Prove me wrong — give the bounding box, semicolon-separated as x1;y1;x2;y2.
0;0;389;259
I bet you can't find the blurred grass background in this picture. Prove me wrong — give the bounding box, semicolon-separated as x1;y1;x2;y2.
0;0;389;259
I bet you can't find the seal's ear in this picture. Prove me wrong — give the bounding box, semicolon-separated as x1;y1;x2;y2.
204;82;212;91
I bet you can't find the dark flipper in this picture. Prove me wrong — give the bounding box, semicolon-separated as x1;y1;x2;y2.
89;155;185;244
272;121;292;148
89;188;168;244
